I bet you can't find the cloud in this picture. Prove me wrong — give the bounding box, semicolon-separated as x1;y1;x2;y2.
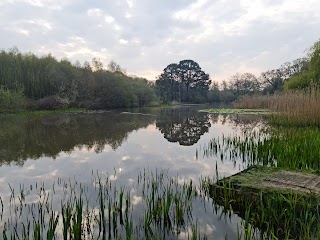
0;0;319;81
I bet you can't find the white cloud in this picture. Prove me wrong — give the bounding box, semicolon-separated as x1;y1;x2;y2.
105;15;115;23
8;27;30;36
24;0;43;7
87;8;103;17
0;0;319;82
119;39;128;45
26;19;53;31
127;0;134;9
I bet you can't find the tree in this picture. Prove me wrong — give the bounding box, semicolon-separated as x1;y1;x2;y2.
108;60;126;73
155;63;180;102
156;60;211;103
207;81;221;102
259;69;283;94
92;58;103;71
178;60;211;102
285;40;320;89
229;73;260;96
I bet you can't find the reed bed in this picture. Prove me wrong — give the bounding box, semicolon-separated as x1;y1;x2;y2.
0;170;218;239
2;166;318;239
203;127;320;171
200;123;320;239
234;85;320;127
202;176;320;240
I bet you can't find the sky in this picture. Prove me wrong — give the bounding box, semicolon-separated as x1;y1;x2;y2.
0;0;319;82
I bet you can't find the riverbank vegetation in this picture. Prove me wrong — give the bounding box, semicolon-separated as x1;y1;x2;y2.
0;48;157;112
199;38;320;238
0;170;232;239
207;39;319;104
1;39;319;113
201;122;320;239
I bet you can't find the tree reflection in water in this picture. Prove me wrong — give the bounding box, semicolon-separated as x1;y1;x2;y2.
156;107;211;146
0;112;155;166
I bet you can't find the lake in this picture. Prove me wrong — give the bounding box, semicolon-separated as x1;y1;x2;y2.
0;105;268;239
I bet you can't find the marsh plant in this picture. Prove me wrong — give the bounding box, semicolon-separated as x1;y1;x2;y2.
202;127;320;171
234;85;320;127
201;175;320;240
200;122;320;239
0;170;216;239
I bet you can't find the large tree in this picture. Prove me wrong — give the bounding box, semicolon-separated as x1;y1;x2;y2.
155;63;180;102
156;60;211;103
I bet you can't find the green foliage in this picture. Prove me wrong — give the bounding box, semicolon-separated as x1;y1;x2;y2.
285;39;320;90
0;86;26;112
0;48;157;110
156;60;211;103
284;71;312;89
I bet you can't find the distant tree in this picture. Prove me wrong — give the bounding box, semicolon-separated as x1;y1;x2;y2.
108;60;126;73
207;81;222;102
83;61;91;71
260;69;284;94
155;63;180;102
156;60;211;103
0;47;157;111
92;57;103;71
178;60;211;102
285;40;320;89
229;72;260;95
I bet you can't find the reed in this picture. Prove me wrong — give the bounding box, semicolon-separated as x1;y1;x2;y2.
203;127;320;171
0;170;211;239
3;165;317;239
234;85;320;127
203;176;320;240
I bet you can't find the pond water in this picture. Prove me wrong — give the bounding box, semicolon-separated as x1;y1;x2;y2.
0;105;268;239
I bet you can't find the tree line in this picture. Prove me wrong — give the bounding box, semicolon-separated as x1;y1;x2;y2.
0;48;156;112
207;57;309;103
1;39;319;112
207;39;320;103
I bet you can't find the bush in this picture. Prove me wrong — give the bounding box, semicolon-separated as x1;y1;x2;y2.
0;87;26;112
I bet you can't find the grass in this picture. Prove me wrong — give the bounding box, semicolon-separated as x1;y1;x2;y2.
234;85;320;127
203;127;320;171
0;108;89;117
202;175;320;240
199;108;271;115
4;108;88;116
200;118;320;239
2;166;319;239
0;170;210;240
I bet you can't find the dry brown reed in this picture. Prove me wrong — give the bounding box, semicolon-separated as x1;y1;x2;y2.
234;85;320;127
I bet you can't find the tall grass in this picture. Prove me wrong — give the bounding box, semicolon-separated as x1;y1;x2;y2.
202;176;320;240
203;127;320;171
234;85;320;127
0;170;210;240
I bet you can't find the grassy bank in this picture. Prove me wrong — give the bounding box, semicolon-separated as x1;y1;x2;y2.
15;107;88;116
202;172;320;239
201;119;320;239
199;108;271;115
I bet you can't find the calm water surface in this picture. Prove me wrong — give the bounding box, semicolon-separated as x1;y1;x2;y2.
0;106;267;239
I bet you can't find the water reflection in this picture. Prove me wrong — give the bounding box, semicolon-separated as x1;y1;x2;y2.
156;107;211;146
0;112;155;166
0;108;268;166
218;114;267;130
0;106;269;239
